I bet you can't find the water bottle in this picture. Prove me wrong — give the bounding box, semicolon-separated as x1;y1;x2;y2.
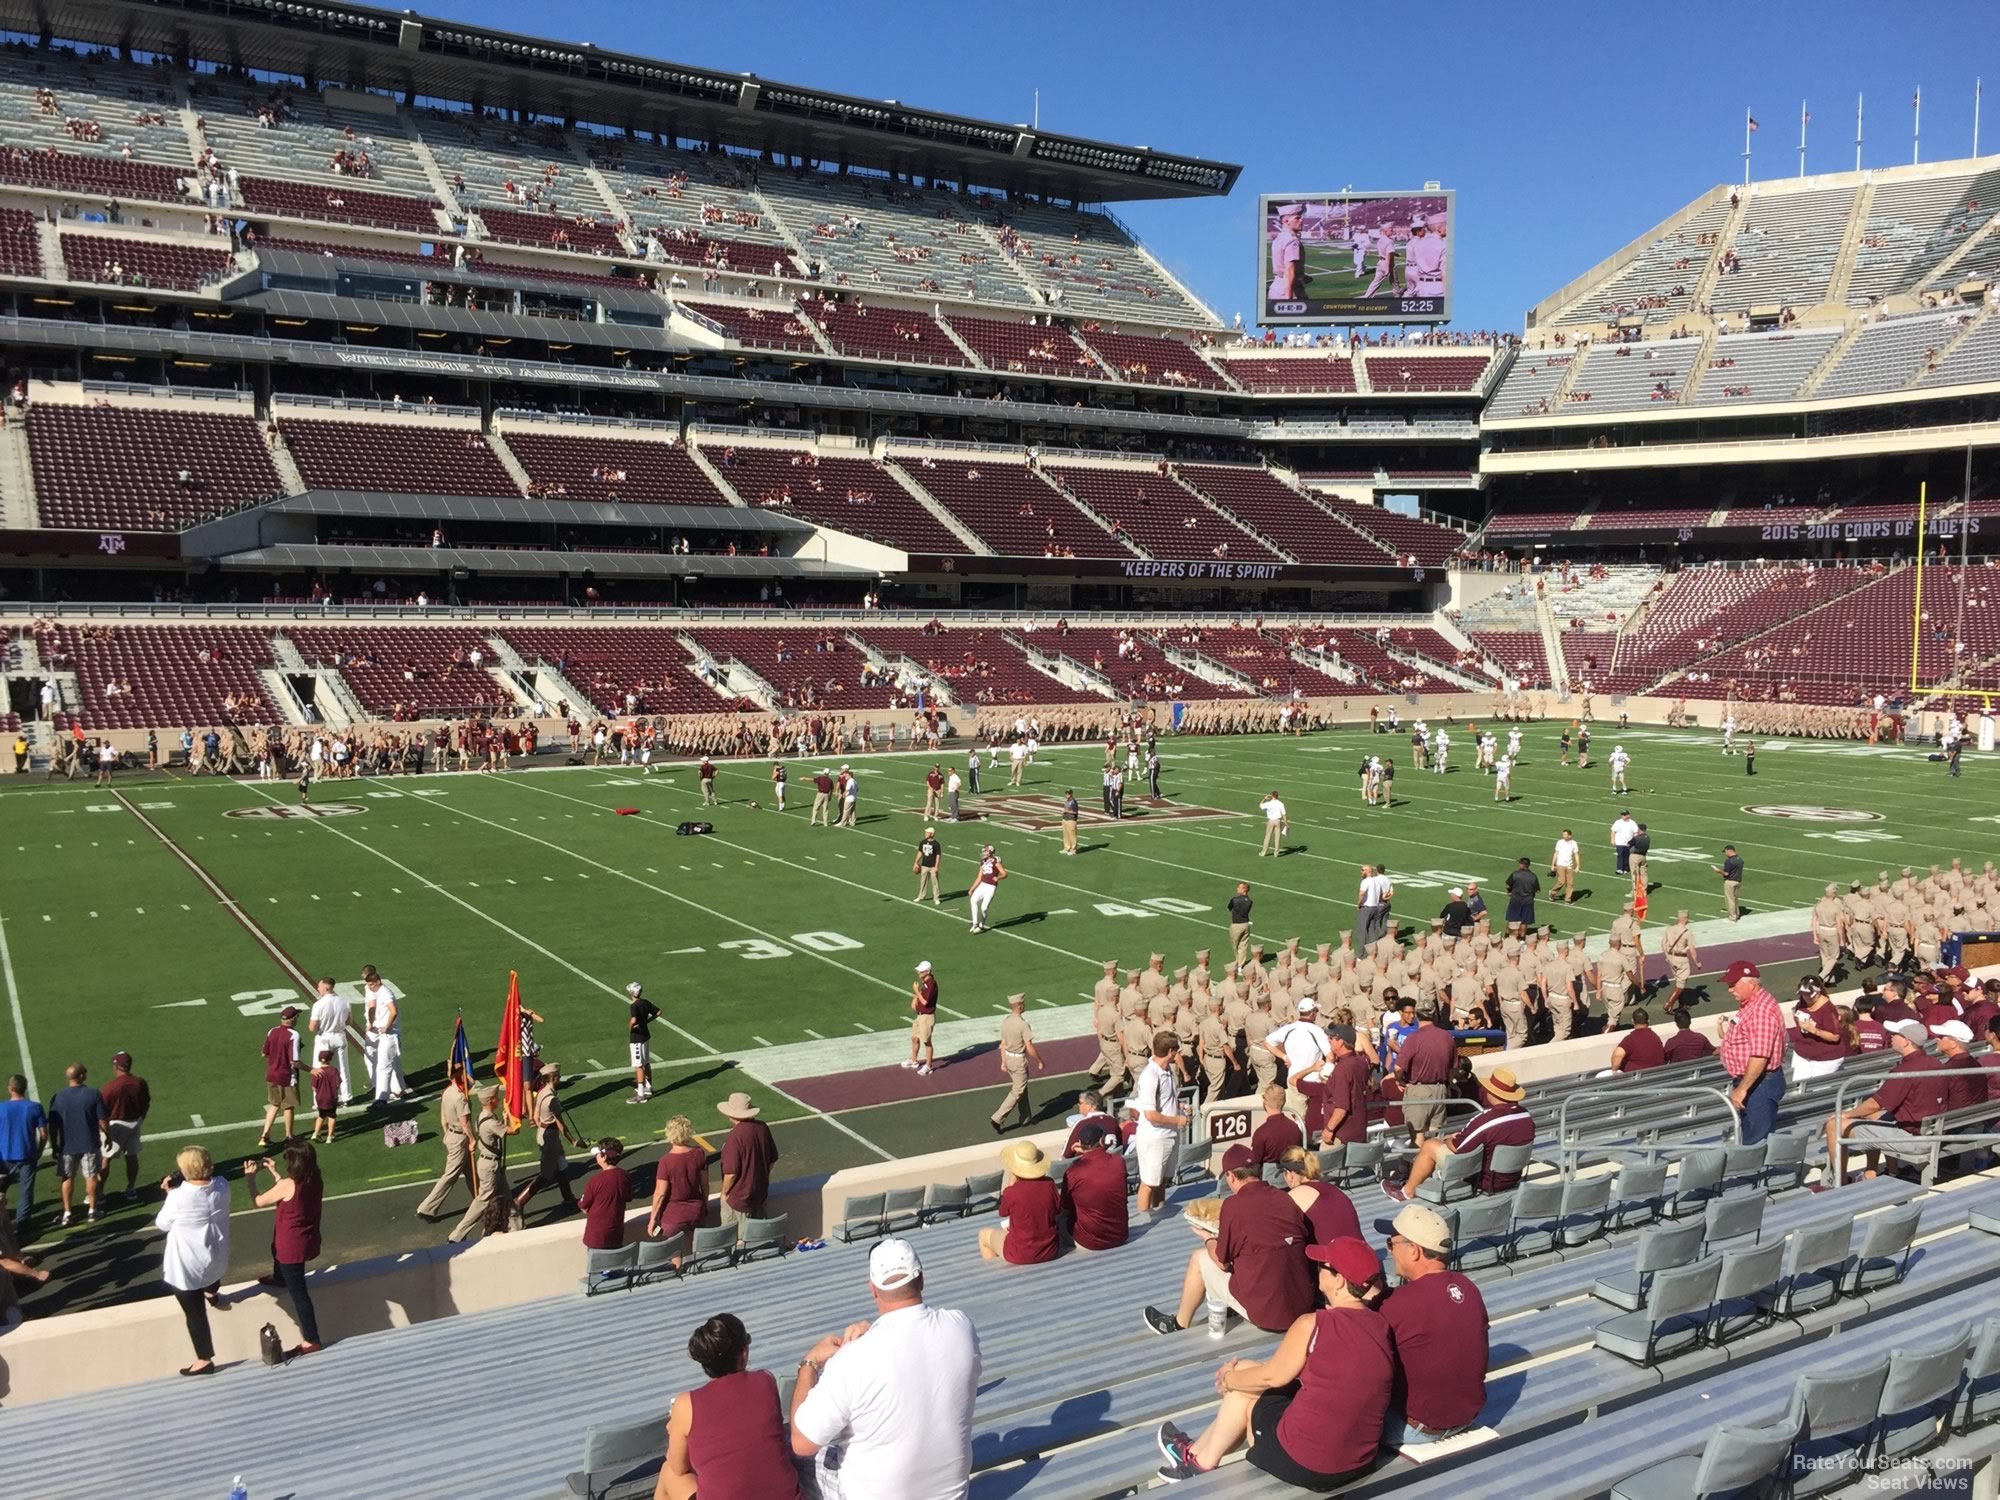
228;1479;248;1500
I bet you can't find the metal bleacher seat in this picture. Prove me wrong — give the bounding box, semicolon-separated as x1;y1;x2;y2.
1412;1144;1484;1204
736;1214;788;1264
1593;1255;1722;1364
634;1233;685;1285
1705;1238;1784;1345
921;1181;971;1224
1784;1358;1890;1498
964;1171;1003;1215
1444;1195;1515;1272
1556;1175;1615;1248
1701;1191;1766;1251
684;1223;737;1274
1775;1217;1854;1317
1664;1147;1726;1217
1607;1416;1801;1500
1839;1199;1925;1294
1761;1130;1811;1192
1875;1327;1974;1468
581;1244;640;1295
1717;1142;1768;1195
1507;1179;1567;1261
882;1186;927;1234
1609;1160;1669;1229
1591;1220;1706;1310
1952;1318;2000;1433
563;1410;670;1500
833;1193;885;1243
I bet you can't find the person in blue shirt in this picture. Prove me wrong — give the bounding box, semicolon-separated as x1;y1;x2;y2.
46;1064;105;1226
1379;994;1419;1074
0;1074;47;1230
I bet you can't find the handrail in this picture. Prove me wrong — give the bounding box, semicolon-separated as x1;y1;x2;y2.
1554;1083;1743;1167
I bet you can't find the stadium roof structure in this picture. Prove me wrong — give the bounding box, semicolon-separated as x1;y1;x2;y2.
13;0;1240;204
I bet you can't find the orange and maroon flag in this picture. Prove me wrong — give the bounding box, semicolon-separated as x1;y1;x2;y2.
495;971;529;1132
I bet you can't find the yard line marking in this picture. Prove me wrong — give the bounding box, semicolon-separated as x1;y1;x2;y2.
0;903;38;1100
804;1027;826;1039
189;1114;204;1128
752;1035;773;1047
1033;997;1059;1008
587;1058;607;1070
852;1022;874;1033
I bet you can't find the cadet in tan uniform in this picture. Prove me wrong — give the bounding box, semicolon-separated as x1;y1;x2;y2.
1543;940;1578;1041
1811;886;1844;981
1306;942;1334;993
989;993;1043;1131
1139;953;1168;1004
1198;996;1237;1102
1221;967;1251;1040
1843;881;1877;966
1244;993;1279;1094
1190;948;1212;993
1168;965;1191;1011
1659;911;1697;1010
1091;958;1121;1013
1494;948;1529;1050
1120;1003;1153;1091
1610;901;1644;972
1597;935;1635;1029
1092;993;1128;1095
1146;974;1177;1032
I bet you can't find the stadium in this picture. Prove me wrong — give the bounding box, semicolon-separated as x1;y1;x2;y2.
0;2;1997;1496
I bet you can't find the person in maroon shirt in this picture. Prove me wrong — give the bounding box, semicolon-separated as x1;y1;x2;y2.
979;1141;1061;1264
662;1312;805;1500
250;1140;324;1358
717;1093;778;1226
1609;1009;1666;1073
257;1007;301;1149
1394;1007;1458;1145
1062;1091;1122;1157
1377;1202;1490;1442
1790;981;1849;1080
1824;1021;1949;1183
1385;1067;1535;1201
1277;1147;1363;1245
1059;1123;1129;1251
1851;997;1891;1053
100;1050;152;1200
1300;1025;1371;1145
1661;1009;1716;1064
578;1138;632;1252
1156;1236;1394;1486
1873;981;1922;1028
1962;983;1999;1041
1932;1021;1986;1114
1247;1086;1305;1172
1144;1166;1313;1337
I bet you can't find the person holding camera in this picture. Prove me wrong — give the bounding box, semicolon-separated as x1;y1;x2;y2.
155;1146;231;1376
252;1141;325;1359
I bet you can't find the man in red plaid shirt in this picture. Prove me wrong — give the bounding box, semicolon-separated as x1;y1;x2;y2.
1718;960;1788;1144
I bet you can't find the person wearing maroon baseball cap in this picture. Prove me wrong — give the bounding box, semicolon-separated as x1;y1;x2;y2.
1718;961;1787;1145
1155;1235;1394;1485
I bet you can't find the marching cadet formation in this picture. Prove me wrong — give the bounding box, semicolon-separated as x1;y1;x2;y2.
1808;862;1996;982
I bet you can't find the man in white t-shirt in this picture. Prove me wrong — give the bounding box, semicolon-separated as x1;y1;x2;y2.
1610;810;1639;877
1132;1032;1188;1214
1550;828;1581;905
307;976;366;1105
1357;864;1393;948
362;965;408;1103
790;1238;982;1500
1266;1000;1333;1114
1008;739;1027;787
1257;790;1287;858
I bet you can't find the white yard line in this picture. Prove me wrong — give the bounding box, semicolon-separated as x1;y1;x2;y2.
0;903;37;1102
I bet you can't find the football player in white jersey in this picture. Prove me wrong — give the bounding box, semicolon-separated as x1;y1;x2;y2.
1609;745;1632;795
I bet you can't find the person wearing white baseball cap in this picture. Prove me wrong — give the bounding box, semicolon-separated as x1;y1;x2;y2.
1930;1019;1986;1117
906;961;940;1075
1821;1018;1949;1184
790;1236;983;1499
1267;203;1306;303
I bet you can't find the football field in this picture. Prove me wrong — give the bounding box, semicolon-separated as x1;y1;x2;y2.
0;723;1987;1309
1295;242;1398;300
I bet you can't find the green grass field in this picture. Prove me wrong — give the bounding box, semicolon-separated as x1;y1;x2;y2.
1266;241;1406;302
0;722;1987;1309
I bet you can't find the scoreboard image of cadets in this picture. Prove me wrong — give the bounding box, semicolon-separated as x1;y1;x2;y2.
1258;189;1454;325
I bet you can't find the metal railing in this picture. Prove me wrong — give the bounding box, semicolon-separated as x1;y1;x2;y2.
1553;1083;1743;1168
1826;1073;2000;1188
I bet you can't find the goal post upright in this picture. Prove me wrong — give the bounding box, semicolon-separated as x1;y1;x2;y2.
1909;480;1928;697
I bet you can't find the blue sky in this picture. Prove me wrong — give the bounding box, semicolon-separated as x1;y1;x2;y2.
447;0;1993;331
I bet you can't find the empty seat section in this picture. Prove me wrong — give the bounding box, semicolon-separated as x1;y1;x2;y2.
1175;465;1387;564
280;419;520;496
1472;631;1556;687
0;47;191;179
60;233;232;291
1074;329;1228;391
502;628;719;716
805;299;968;366
1603;566;1871;693
1167;627;1350;694
501;430;730;506
1362;353;1492;391
675;298;820;351
583;136;792;273
0;207;44;278
1566;341;1705;411
1709;184;1857;311
190;78;436;200
1048;628;1250;700
1849;167;2000;304
1216;354;1356;392
1551;200;1730;327
1491;352;1575;415
0;147;183;200
890;456;1116;557
1318;494;1466;564
1817;311;1963;398
239;175;442;234
27;403;282;529
991;200;1213;324
292;628;501;717
944;313;1108;380
852;626;1099;704
1918;314;2000;389
707;447;966;554
1049;464;1270;561
1318;626;1470;693
48;624;273;729
1688;327;1842;405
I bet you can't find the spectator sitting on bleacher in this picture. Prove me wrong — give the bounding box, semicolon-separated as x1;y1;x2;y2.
1662;1007;1714;1064
1155;1237;1394;1486
1061;1090;1120;1156
1377;1203;1491;1445
1608;1009;1665;1073
1059;1122;1129;1252
660;1311;805;1500
1382;1066;1533;1203
1247;1085;1305;1171
1143;1163;1314;1339
977;1141;1060;1264
1822;1020;1947;1184
789;1238;982;1500
1932;1020;1985;1113
1276;1146;1361;1246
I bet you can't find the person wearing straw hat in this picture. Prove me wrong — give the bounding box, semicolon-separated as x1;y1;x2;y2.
988;994;1043;1133
718;1091;779;1227
978;1141;1061;1263
1382;1066;1533;1202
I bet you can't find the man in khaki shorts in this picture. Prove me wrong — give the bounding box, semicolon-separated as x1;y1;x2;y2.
906;960;939;1076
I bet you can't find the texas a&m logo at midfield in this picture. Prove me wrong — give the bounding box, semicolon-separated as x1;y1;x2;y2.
224;803;369;821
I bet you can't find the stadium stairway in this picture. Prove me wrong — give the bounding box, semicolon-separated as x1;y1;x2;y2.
0;417;38;528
